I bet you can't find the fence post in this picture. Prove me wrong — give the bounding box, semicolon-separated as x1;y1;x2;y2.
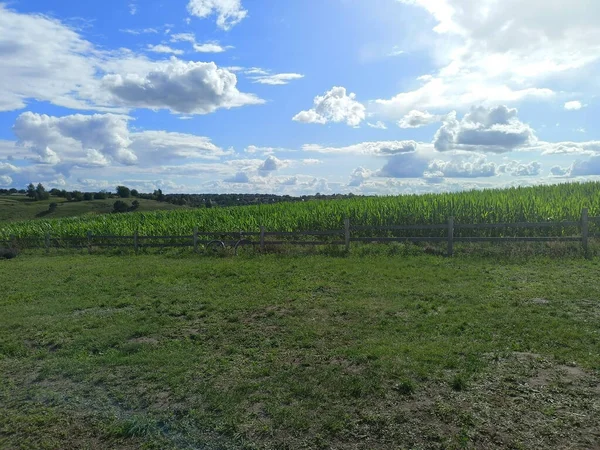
447;217;454;257
87;231;92;254
134;231;139;254
344;218;351;252
45;233;50;254
193;227;199;253
582;208;589;259
260;226;265;251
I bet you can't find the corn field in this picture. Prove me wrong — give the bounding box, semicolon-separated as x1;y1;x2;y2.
1;182;600;240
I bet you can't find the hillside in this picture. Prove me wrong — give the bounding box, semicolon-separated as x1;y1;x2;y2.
0;195;186;223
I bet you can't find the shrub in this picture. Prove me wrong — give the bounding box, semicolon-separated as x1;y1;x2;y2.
113;200;130;213
48;203;58;212
0;247;18;259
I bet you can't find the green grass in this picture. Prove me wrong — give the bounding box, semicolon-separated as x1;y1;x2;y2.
0;195;184;223
2;182;600;240
1;253;599;449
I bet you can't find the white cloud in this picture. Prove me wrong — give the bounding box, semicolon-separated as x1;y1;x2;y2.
538;141;600;156
303;140;419;155
375;0;600;118
103;59;263;114
120;28;159;35
398;110;441;128
388;46;406;57
498;161;542;177
170;33;196;43
293;87;366;127
349;167;373;187
433;106;536;153
13;112;137;166
426;156;497;178
550;166;570;177
258;156;286;175
376;152;430;178
129;2;137;15
147;45;184;55
367;121;387;130
224;172;251;183
193;42;233;53
12;112;229;172
250;73;305;85
0;4;99;111
187;0;247;30
130;131;230;163
564;101;584;111
0;175;12;186
170;33;232;53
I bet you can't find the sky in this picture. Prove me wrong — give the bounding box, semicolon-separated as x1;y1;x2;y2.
0;0;599;195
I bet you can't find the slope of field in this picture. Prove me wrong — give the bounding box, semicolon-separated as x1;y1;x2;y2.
1;182;600;240
1;254;599;449
0;195;185;223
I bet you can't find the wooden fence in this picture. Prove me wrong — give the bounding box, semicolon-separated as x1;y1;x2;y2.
2;208;599;258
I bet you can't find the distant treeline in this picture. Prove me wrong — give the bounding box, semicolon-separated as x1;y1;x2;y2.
1;185;360;207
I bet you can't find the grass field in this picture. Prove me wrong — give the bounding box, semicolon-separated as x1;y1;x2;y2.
2;182;600;240
0;195;185;223
1;253;599;449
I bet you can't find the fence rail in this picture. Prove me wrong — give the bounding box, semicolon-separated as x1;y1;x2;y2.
2;209;598;258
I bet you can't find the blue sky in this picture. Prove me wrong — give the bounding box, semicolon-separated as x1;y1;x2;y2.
0;0;599;194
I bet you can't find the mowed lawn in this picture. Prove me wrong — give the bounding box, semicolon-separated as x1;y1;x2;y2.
1;254;599;449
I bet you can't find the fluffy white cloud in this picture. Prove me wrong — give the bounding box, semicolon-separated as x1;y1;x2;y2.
13;112;137;166
103;59;263;114
12;112;229;171
293;87;366;127
0;4;98;111
550;166;570;177
376;152;430;178
258;156;286;175
568;156;600;177
187;0;247;30
398;110;441;128
426;156;497;178
434;106;536;153
564;101;584;111
147;45;184;55
224;172;251;183
376;0;600;118
349;167;373;187
538;141;600;156
0;175;12;186
498;161;543;177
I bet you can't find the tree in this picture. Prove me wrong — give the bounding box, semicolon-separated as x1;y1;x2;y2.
94;191;108;200
83;192;94;201
116;186;131;198
130;200;140;211
36;183;49;201
113;200;130;213
131;189;139;197
26;183;36;199
48;203;58;212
